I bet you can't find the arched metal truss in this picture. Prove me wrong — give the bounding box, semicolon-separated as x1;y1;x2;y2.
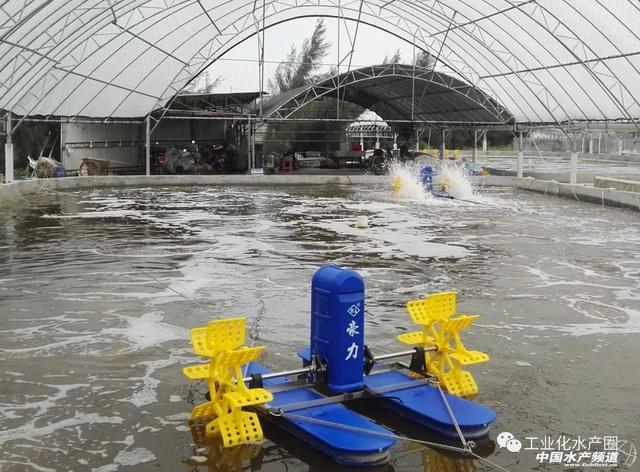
258;64;514;127
1;1;639;126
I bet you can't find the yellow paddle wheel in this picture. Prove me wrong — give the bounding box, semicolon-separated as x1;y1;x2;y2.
183;317;273;446
397;292;489;397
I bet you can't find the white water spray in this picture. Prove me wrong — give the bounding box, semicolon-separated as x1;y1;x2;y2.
388;159;476;202
388;161;432;202
438;162;475;200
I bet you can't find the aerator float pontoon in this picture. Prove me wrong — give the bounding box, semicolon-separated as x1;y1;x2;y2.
182;265;495;467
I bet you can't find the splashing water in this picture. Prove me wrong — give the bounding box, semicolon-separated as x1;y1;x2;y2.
388;159;476;201
438;162;475;200
388;160;433;202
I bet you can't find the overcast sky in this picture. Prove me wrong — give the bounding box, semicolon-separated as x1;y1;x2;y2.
203;17;418;94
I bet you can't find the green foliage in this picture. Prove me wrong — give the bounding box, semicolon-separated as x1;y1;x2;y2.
414;50;435;70
185;71;223;93
417;129;514;150
263;99;362;153
268;19;331;94
264;19;365;154
381;49;434;69
382;49;402;65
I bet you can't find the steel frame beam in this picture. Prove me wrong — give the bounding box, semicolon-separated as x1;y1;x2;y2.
0;0;639;134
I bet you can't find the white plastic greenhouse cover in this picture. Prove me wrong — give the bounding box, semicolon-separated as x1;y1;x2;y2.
1;0;639;124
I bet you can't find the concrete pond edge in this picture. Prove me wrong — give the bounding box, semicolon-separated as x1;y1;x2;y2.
1;174;639;211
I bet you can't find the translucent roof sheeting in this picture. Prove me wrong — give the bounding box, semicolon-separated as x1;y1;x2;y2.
1;0;639;124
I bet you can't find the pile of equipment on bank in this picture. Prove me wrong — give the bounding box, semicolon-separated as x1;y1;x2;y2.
182;265;495;466
153;143;240;174
25;132;65;178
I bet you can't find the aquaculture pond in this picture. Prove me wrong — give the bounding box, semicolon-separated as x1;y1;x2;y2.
1;182;638;471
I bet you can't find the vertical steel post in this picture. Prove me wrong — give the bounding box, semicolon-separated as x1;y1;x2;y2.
411;34;416;123
598;132;602;154
618;136;623;156
59;123;66;168
4;111;14;184
247;119;252;172
570;134;578;185
473;130;478;163
259;0;265;119
145;114;151;176
251;119;256;172
442;129;446;157
336;0;341;120
482;130;488;152
517;130;524;178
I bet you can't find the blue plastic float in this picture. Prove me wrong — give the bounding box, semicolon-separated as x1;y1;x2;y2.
183;264;496;467
244;362;395;466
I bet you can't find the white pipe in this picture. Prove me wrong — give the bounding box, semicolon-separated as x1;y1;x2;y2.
598;133;602;154
570;152;578;184
618;138;623;156
145;114;151;176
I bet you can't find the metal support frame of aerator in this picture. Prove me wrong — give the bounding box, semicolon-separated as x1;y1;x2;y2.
246;346;438;414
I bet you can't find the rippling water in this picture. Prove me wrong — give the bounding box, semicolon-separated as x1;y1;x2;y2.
1;184;639;471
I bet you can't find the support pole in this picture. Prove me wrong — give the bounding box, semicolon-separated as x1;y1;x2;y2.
570;135;578;185
145;114;151;176
482;130;487;152
598;132;602;154
4;112;14;184
473;130;478;163
517;131;524;178
248;119;253;173
442;129;446;158
336;1;341;120
251;121;253;172
618;136;623;156
415;127;419;151
252;121;256;171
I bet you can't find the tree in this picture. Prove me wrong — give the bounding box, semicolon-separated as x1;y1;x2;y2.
263;19;365;154
382;49;402;65
415;50;436;70
184;71;223;94
269;19;331;94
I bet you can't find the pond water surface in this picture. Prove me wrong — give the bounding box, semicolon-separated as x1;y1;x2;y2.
1;183;638;471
